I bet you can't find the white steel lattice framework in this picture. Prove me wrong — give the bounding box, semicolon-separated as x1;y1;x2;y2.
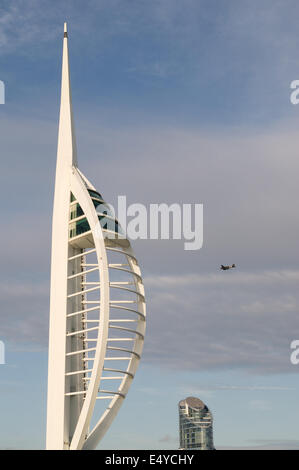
46;23;146;450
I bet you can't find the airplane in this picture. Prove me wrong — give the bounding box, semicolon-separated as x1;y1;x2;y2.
220;264;236;271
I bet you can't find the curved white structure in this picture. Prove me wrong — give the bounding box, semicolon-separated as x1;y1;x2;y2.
46;24;146;450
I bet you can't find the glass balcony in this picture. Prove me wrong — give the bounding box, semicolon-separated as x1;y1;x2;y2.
70;203;84;220
69;190;124;239
88;189;104;201
69;217;90;238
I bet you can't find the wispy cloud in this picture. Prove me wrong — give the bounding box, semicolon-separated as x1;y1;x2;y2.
249;399;272;411
159;434;178;444
0;280;49;346
219;439;299;450
1;115;299;376
145;270;299;288
0;0;61;51
180;384;296;393
143;267;299;374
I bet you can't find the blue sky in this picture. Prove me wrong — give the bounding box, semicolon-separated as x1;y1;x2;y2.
0;0;299;449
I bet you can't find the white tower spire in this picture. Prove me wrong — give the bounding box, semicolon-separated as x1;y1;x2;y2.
46;24;146;450
57;21;77;168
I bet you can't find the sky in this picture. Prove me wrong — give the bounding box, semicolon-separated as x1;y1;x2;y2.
0;0;299;450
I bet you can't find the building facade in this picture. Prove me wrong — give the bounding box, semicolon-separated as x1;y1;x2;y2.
179;397;214;450
46;24;146;450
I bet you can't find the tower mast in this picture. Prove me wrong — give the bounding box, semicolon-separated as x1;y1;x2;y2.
46;22;77;450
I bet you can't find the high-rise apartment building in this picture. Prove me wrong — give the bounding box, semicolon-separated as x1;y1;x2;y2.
179;397;214;450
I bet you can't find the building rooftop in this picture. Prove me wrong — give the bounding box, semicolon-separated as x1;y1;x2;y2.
179;396;207;410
